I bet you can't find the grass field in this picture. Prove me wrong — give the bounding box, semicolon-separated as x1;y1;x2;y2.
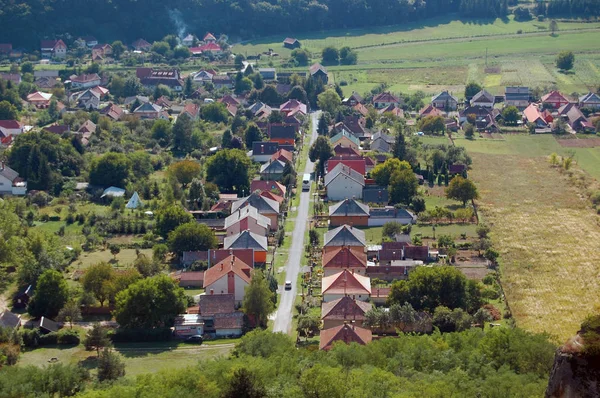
72;248;154;270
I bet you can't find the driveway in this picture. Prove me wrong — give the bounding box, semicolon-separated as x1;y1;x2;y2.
272;111;319;334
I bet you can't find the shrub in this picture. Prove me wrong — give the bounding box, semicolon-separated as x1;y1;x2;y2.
580;314;600;358
39;332;58;345
483;304;502;321
481;287;500;300
20;328;41;348
110;328;172;343
57;329;81;345
482;274;496;285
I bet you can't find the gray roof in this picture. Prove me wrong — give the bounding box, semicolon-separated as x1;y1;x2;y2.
369;207;416;221
324;225;366;247
260;159;285;174
471;89;494;103
134;102;162;113
0;164;19;182
224;205;271;229
580;92;600;103
362;186;388;204
329;198;370;217
371;131;394;144
224;230;268;251
231;192;279;215
126;191;143;209
35;316;59;333
101;186;126;198
0;310;21;329
324;163;365;188
505;86;529;101
432;91;458;103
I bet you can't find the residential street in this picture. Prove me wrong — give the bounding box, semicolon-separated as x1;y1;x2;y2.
272;111;319;334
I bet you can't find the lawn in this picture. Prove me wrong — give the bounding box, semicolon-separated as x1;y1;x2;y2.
469;152;600;343
73;248;154;270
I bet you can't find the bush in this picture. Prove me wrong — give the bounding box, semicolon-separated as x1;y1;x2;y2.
482;274;496;285
21;328;41;348
39;332;58;345
483;304;502;321
110;328;172;343
481;287;500;300
57;329;81;345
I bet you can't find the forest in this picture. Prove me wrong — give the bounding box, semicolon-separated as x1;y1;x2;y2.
0;0;514;48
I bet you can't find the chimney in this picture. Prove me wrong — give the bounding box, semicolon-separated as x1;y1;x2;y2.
210;289;214;295
220;263;223;271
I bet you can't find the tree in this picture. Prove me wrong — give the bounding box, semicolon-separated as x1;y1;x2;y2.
168;222;218;255
321;46;339;65
258;85;282;106
392;129;407;161
221;129;233;149
172;114;194;152
389;302;418;333
133;254;162;278
433;306;473;332
288;85;308;105
151;41;170;55
123;76;142;97
223;368;266;398
418;115;446;134
502;106;520;126
111;41;125;59
297;315;320;340
242;270;275;328
244;123;263;148
20;61;34;74
28;269;69;318
109;244;120;260
437;234;454;248
89;152;131;188
389;168;418;205
446;176;479;206
201;102;229;123
84;323;111;356
57;300;82;329
464;123;475;139
235;77;253;94
153;244;169;263
382;221;403;239
206;149;252;194
309;136;333;178
476;223;490;239
473;308;493;329
82;262;115;307
371;158;411;186
173;46;191;59
169;160;201;188
97;348;125;382
339;46;358;65
234;54;245;70
0;100;18;120
154;204;194;238
291;48;310;66
552;117;569;135
556;51;574;71
464;82;482;100
114;275;187;329
317;89;341;114
549;19;559;36
317;113;329;135
410;196;426;214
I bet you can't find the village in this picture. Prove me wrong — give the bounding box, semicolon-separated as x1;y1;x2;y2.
0;27;599;372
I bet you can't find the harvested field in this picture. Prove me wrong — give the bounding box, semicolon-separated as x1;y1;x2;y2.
470;152;600;342
556;137;600;148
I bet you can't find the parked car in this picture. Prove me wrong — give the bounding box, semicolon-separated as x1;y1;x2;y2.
284;281;292;290
184;335;203;344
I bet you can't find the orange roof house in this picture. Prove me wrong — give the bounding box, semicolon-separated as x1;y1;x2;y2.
250;180;286;197
321;296;372;329
321;269;371;302
322;246;367;276
523;104;548;128
203;254;252;304
541;90;570;109
271;148;293;164
319;323;373;350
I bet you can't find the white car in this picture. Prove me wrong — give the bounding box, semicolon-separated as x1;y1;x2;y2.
284;281;292;290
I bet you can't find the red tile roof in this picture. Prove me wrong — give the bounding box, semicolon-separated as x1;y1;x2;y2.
322;246;367;269
178;271;204;282
419;104;443;117
320;324;372;350
208;249;254;268
199;293;235;316
326;159;366;176
373;92;399;104
333;144;361;156
203;254;252;287
250;180;286;196
271;148;293;164
523;103;544;124
322;270;371;296
541;90;569;104
0;120;21;129
321;296;372;321
71;73;100;83
204;33;217;41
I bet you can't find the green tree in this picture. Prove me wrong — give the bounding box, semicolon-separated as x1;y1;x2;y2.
84;323;111;356
464;82;482;100
114;275;187;329
371;158;411;186
244;123;263;148
97;348;126;382
153;243;169;263
221;129;233;148
502;106;520;126
234;54;245;70
317;113;329;135
389;302;418;333
151;119;173;147
258;85;282;106
321;46;339;65
0;100;18;120
154;204;194;238
201;102;229;123
549;19;559;36
339;46;358;65
133;254;162;278
432;306;473;332
287;85;308;104
110;244;120;260
556;51;574;71
129;151;153;180
57;300;82;329
418;115;446;134
82;262;115;307
206;149;252;194
297;315;320;340
151;41;170;56
308;136;334;178
123;76;142;97
235;77;253;95
111;40;125;59
291;48;310;66
389;168;418;205
223;368;266;398
392;128;407;161
473;308;493;329
89;152;131;188
446;176;479;206
464;123;475;139
169;160;201;187
317;89;341;114
173;46;191;59
20;61;34;74
242;270;275;328
28;269;69;318
168;222;218;255
382;221;404;239
172;114;194;152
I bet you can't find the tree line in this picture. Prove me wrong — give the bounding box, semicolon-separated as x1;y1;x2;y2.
0;0;510;48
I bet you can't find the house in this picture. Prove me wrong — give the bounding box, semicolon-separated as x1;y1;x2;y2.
563;106;594;132
212;75;234;90
371;132;395;152
92;43;112;59
181;103;200;120
99;103;124;121
0;163;27;195
27;91;53;108
193;70;214;84
333;115;370;140
35;76;60;89
231;192;280;230
260;159;286;181
33;317;60;334
133;102;168;120
368;207;416;227
470;89;495;108
40;40;67;58
320;323;372;350
0;73;21;85
223;231;268;264
77;120;96;135
190;42;222;55
505;87;530;109
329;198;369;227
13;285;32;308
324;224;366;248
0;310;21;330
271;148;293;164
309;63;328;84
225;205;271;237
203;33;217;43
219;95;241;107
283;38;301;49
250;180;286;197
322;269;371;302
579;92;600;109
343;92;363;107
34;70;59;79
333;144;361;157
431;91;458;111
365;260;420;282
322;246;367;277
139;69;183;91
203;254;252;303
176;271;204;288
419;104;444;118
542;90;570;109
324;163;365;201
124;95;150;106
279;99;307;117
321;296;372;329
459;105;495;124
330;130;360;150
258;68;276;81
182;34;196;47
251;141;281;163
373;92;401;109
198;294;244;337
268;123;296;145
43;124;70;135
362;185;389;205
82;36;98;47
378;241;429;264
0;120;23;137
174;314;204;337
73;89;101;110
378;103;404;118
523;104;549;128
182;248;255;268
132;39;152;51
326;157;366;176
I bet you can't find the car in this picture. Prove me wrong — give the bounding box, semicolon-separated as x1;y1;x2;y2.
284;281;292;290
184;335;203;344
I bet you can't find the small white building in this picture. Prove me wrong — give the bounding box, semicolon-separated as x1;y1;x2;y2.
324;163;365;201
0;163;27;196
173;314;204;337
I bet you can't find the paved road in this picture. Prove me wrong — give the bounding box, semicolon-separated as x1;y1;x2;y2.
272;111;319;334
